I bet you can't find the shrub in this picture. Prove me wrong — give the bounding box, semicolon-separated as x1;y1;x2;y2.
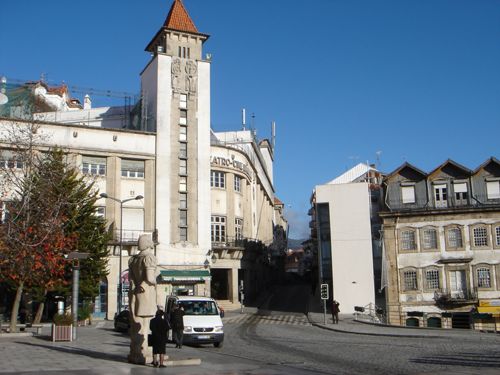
53;312;75;326
78;301;91;321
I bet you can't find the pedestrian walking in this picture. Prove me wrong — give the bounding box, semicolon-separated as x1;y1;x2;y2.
171;303;185;349
332;300;340;324
150;305;170;368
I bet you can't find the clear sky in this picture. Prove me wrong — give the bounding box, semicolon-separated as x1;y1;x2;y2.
2;1;499;240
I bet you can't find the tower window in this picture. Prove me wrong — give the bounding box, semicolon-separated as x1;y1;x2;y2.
180;94;187;109
180;159;187;175
180;142;187;158
179;176;187;192
180;193;187;209
180;126;187;141
180;209;187;225
180;110;187;125
180;227;187;241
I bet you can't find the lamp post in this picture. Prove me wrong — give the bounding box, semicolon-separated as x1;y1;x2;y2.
67;252;90;340
100;193;143;313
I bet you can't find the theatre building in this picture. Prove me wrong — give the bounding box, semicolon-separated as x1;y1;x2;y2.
0;0;286;318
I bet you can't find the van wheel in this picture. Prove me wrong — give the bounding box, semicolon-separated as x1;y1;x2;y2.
214;341;223;348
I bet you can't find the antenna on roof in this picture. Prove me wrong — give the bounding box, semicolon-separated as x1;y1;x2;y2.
41;71;54;84
376;151;382;170
242;109;245;130
349;156;359;167
271;121;275;151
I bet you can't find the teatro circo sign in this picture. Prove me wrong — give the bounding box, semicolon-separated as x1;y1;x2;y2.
211;155;252;180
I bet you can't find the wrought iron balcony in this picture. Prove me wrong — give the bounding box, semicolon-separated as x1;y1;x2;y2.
211;236;246;249
384;194;500;213
433;288;478;308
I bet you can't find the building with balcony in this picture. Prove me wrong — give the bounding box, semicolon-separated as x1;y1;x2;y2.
380;158;500;328
0;0;285;318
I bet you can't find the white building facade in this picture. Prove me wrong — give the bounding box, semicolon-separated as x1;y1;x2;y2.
0;0;285;319
309;164;385;314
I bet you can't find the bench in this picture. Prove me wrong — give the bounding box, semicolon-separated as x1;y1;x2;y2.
16;323;44;334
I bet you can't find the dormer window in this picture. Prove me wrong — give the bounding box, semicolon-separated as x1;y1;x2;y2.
486;178;500;200
453;181;468;206
401;183;415;204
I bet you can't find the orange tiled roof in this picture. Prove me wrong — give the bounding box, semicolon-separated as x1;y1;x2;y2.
274;197;282;204
164;0;198;33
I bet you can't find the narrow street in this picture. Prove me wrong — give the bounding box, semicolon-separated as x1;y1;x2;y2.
216;283;500;375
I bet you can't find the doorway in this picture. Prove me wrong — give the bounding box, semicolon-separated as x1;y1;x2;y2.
450;270;467;299
210;269;229;300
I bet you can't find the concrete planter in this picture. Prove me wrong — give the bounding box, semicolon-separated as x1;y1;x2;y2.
52;324;73;342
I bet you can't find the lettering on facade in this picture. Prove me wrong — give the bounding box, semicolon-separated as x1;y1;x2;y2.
211;156;252;180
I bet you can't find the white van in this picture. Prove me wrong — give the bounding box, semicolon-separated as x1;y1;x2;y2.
165;296;224;348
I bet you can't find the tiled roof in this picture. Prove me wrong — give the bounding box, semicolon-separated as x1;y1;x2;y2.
164;0;198;33
274;197;283;204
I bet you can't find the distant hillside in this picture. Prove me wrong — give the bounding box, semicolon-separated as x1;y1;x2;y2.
287;238;307;250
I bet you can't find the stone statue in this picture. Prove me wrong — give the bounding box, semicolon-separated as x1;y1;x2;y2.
128;234;157;364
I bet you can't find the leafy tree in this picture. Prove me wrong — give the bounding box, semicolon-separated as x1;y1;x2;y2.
0;85;110;329
31;148;111;323
0;149;74;331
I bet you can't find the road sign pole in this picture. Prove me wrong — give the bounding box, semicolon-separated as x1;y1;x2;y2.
323;299;327;324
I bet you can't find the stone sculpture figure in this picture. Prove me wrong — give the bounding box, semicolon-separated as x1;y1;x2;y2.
128;234;157;364
171;58;182;93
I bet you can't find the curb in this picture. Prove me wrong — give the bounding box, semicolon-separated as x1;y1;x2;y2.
0;332;33;338
310;322;447;339
167;358;201;366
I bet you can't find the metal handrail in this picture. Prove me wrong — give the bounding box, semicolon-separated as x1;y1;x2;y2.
354;302;387;324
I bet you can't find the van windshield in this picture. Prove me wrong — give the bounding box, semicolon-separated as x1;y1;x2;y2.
178;300;218;315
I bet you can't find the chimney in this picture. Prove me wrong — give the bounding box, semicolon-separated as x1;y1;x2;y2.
84;94;92;109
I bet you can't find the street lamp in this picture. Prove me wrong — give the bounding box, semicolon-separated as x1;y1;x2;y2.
100;193;143;313
67;252;90;340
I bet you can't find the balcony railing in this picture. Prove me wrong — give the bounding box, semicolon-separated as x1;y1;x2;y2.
384;194;500;213
110;229;156;243
211;236;246;249
434;288;478;306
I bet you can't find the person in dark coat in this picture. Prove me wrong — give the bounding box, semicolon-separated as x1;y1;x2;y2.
332;300;340;324
150;306;170;367
171;303;185;349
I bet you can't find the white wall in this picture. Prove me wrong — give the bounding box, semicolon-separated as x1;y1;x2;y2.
316;183;375;313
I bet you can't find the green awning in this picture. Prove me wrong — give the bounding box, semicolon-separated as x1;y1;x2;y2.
160;270;212;282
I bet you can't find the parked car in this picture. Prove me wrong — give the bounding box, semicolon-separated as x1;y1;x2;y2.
165;296;224;348
114;310;130;333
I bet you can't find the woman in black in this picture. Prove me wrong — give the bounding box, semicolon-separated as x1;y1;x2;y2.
149;307;170;368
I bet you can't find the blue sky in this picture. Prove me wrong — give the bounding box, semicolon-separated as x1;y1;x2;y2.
2;1;499;240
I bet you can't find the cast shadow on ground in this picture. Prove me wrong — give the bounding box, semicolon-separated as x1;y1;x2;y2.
14;340;130;364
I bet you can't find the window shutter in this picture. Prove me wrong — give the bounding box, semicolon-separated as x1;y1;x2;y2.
82;156;106;165
121;160;145;172
486;181;500;199
122;208;144;231
453;183;467;193
402;186;415;203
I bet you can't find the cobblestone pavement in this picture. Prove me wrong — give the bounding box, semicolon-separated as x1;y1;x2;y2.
0;320;327;375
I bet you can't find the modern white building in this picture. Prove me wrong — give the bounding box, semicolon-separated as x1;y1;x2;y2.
0;0;286;319
309;163;385;313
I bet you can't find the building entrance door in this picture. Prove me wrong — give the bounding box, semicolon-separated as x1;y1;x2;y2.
450;270;467;299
